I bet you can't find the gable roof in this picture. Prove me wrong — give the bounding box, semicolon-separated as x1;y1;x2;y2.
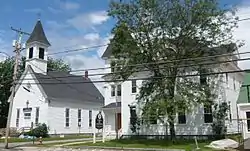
33;71;104;104
26;20;51;46
237;72;250;104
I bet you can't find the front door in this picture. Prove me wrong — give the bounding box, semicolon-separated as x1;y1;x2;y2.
23;111;31;127
117;113;121;130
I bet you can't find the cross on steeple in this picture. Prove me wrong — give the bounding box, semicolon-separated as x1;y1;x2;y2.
37;12;41;21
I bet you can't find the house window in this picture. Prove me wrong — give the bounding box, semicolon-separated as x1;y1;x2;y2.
226;73;228;84
78;109;81;127
35;107;39;126
39;48;45;59
204;105;213;123
111;85;115;97
89;110;92;127
228;102;232;122
132;80;137;93
24;112;31;119
178;111;186;124
199;68;207;85
65;108;70;127
246;112;250;132
233;77;236;90
117;85;121;96
29;47;33;59
111;61;116;73
16;109;20;127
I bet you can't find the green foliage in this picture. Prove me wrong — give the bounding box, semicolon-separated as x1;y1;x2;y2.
108;0;240;139
24;123;49;138
47;57;71;72
212;102;229;138
0;57;70;128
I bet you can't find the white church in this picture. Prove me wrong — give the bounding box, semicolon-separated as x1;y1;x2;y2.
9;20;104;135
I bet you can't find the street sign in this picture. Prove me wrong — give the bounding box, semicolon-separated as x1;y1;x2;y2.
95;112;103;129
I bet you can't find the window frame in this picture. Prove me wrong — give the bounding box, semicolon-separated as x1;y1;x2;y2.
132;80;137;93
247;112;250;132
39;47;45;59
29;47;33;59
89;110;92;127
117;84;121;96
35;107;39;126
16;109;20;127
178;111;186;124
78;109;81;127
65;108;70;127
204;105;213;123
111;85;115;97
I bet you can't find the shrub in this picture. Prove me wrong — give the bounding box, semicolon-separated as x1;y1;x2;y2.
24;123;49;138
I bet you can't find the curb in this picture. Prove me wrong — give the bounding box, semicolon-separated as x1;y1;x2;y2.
78;146;185;151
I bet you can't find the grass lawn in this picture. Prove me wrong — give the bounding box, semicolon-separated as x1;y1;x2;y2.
67;139;215;151
0;135;92;143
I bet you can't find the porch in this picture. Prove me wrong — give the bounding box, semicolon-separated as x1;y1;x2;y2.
102;102;122;137
238;103;250;140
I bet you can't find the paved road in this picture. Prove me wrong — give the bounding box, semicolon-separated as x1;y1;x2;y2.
0;138;96;149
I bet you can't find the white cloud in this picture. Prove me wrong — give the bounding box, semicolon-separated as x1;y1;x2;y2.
67;11;109;30
233;5;250;70
60;1;80;10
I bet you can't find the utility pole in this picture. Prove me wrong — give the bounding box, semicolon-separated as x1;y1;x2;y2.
5;27;27;149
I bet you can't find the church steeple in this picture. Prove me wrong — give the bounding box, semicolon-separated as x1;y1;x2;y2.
25;20;50;74
26;20;50;46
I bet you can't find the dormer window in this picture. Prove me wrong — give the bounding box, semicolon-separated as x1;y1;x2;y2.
39;47;45;59
29;47;33;59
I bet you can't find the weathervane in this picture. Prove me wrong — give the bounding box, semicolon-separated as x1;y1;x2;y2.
37;12;41;21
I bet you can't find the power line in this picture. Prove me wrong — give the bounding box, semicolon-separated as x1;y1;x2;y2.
48;44;108;56
13;69;250;85
21;53;250;81
22;50;250;77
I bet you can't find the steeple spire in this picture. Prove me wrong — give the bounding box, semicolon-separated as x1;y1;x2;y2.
26;20;50;46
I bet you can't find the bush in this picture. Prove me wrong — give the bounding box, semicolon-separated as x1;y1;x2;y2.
24;123;49;138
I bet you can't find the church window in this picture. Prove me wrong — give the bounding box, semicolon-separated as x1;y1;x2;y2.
39;48;45;59
29;47;33;59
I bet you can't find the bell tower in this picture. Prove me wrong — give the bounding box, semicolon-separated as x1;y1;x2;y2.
25;19;51;74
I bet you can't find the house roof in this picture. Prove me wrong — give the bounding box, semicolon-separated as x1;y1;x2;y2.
26;20;51;46
33;71;104;104
237;72;250;104
102;102;121;109
101;28;237;59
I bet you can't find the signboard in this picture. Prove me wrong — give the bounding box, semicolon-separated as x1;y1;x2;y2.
95;112;103;129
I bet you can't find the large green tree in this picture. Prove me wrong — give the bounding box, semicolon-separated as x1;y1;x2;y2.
0;57;70;128
108;0;240;139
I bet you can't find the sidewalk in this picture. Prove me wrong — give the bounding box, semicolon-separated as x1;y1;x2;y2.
0;137;98;149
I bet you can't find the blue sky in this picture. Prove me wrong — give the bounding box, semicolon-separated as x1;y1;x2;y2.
0;0;250;92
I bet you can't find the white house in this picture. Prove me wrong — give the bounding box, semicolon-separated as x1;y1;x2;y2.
101;37;244;137
237;72;250;140
9;20;104;135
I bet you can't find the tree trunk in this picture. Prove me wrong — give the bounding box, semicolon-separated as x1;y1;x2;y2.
168;111;176;140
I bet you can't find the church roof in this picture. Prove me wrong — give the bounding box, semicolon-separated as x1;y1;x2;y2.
26;20;51;46
33;70;104;104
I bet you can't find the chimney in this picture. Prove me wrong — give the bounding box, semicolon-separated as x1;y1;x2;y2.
85;70;88;79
